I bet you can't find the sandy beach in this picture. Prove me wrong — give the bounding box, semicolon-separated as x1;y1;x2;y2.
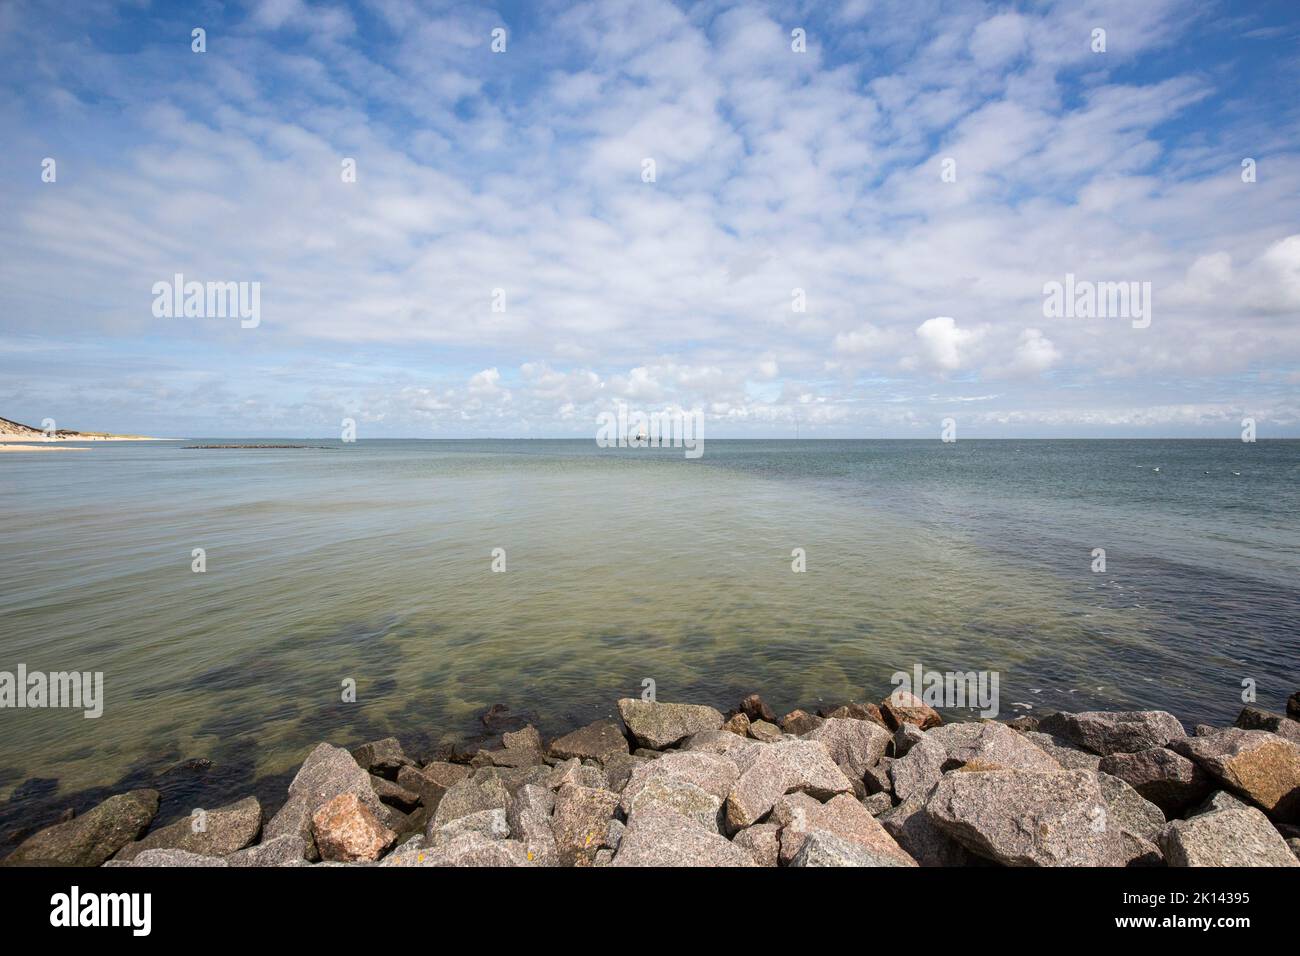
0;444;89;452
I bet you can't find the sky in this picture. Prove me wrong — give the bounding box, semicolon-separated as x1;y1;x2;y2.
1;0;1299;438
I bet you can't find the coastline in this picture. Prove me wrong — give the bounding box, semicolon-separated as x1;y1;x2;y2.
0;444;89;452
3;691;1297;868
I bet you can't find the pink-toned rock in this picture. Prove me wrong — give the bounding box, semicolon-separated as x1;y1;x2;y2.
803;718;892;780
1171;729;1300;822
880;690;942;731
774;792;916;866
552;784;620;866
311;792;396;862
722;712;751;737
732;822;781;866
724;740;853;830
780;709;823;735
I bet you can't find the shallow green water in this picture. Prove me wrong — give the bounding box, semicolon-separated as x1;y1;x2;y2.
1;439;1297;806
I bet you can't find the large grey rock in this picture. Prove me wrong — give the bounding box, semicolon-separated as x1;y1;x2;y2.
1019;731;1102;771
773;792;916;866
266;743;395;856
749;720;785;742
724;740;853;830
880;690;942;731
1098;747;1212;816
878;795;981;867
1170;728;1300;822
790;829;916;867
892;724;925;758
683;728;760;759
1235;706;1300;744
506;783;558;866
114;796;261;862
379;832;533;866
803;718;891;781
1098;771;1166;865
1097;773;1165;842
617;699;724;750
108;848;228;867
2;789;159;867
889;721;1061;802
601;752;650;793
732;822;780;866
926;769;1126;866
226;835;309;867
862;792;893;815
1037;710;1184;756
370;775;420;812
426;808;510;847
611;807;756;867
619;752;738;832
431;770;512;829
350;737;413;778
1158;807;1299;867
552;784;620;866
1191;790;1252;815
547;720;630;763
545;758;607;791
395;761;470;813
479;725;548;768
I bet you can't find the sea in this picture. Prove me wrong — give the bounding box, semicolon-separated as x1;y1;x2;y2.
1;438;1297;832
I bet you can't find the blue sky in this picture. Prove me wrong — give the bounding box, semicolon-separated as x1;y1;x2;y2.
1;0;1299;438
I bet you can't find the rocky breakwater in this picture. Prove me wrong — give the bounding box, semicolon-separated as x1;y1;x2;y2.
4;693;1300;867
